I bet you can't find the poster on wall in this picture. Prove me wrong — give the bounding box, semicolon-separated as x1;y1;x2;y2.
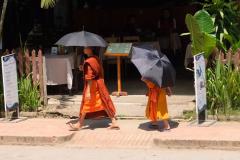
194;53;207;123
1;54;19;113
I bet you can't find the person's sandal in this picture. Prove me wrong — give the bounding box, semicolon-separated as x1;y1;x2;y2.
68;123;82;131
107;125;120;130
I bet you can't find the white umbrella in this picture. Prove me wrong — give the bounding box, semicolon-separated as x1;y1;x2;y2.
55;31;107;47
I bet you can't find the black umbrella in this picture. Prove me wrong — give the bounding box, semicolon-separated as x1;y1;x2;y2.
131;45;176;88
55;31;108;47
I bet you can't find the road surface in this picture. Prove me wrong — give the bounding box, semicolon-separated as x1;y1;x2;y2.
0;145;239;160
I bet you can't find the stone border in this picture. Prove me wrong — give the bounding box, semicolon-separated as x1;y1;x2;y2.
0;133;75;146
153;139;240;150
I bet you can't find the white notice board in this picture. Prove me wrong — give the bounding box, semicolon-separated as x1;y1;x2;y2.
194;53;207;116
1;54;19;111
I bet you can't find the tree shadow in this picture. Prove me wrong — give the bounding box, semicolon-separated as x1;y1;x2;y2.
138;120;179;131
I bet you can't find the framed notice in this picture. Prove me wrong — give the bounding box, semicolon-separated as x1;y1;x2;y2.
1;54;19;111
51;46;58;55
104;43;132;96
194;53;207;123
105;43;132;56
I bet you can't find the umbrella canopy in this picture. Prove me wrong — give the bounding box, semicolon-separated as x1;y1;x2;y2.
131;45;176;88
55;31;108;47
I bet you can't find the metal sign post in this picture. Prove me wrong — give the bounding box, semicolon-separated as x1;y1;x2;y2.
189;53;216;127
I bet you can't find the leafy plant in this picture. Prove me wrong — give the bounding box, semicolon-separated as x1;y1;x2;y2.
184;10;216;57
18;75;41;112
41;0;56;9
0;60;3;112
0;77;3;112
207;56;240;118
199;0;240;51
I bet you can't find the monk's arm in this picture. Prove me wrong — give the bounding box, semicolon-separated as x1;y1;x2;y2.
85;80;92;99
166;87;172;96
85;64;95;99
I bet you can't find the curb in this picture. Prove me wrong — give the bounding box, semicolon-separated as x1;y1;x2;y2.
0;133;75;146
19;111;190;121
153;139;240;150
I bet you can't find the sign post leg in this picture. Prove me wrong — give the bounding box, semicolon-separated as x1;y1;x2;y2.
5;110;8;120
117;56;122;94
112;56;128;96
17;105;20;119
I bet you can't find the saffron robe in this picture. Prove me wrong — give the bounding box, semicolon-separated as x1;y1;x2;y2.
145;80;169;121
80;56;116;119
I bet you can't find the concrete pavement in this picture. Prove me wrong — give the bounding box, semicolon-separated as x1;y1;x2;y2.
1;118;240;150
1;146;240;160
0;118;74;145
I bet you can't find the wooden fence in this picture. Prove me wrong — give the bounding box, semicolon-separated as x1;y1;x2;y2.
215;49;240;70
1;49;47;106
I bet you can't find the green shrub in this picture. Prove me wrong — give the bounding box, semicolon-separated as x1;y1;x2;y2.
18;75;41;112
0;62;3;112
207;58;240;118
0;78;3;112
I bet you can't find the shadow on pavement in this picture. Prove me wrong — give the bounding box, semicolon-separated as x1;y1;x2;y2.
138;120;179;131
66;118;111;130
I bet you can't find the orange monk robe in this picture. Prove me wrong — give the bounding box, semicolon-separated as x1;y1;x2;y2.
145;80;169;121
80;56;116;119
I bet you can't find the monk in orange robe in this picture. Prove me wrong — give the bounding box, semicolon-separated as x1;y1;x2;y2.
143;78;171;130
69;47;119;130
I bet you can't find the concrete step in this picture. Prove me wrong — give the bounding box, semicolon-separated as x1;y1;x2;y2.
45;95;195;119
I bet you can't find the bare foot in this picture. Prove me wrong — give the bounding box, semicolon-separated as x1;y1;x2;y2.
163;120;171;130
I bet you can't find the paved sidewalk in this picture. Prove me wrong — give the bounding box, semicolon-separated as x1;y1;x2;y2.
0;118;240;150
0;118;74;145
67;119;240;150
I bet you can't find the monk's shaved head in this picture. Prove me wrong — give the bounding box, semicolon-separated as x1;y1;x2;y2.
84;47;93;55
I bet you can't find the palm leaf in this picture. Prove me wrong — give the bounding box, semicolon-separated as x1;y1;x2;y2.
41;0;56;9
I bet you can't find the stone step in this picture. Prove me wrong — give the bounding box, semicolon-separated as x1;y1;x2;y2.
47;95;195;105
45;102;195;119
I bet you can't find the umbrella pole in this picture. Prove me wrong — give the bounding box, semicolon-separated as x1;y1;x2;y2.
70;47;79;95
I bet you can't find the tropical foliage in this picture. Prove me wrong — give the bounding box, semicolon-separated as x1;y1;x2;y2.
193;0;240;52
0;0;8;37
41;0;56;9
18;75;41;112
201;0;240;51
0;75;3;112
184;0;240;119
184;10;216;57
207;55;240;118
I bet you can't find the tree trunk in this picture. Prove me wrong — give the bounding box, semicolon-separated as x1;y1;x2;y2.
0;0;8;37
